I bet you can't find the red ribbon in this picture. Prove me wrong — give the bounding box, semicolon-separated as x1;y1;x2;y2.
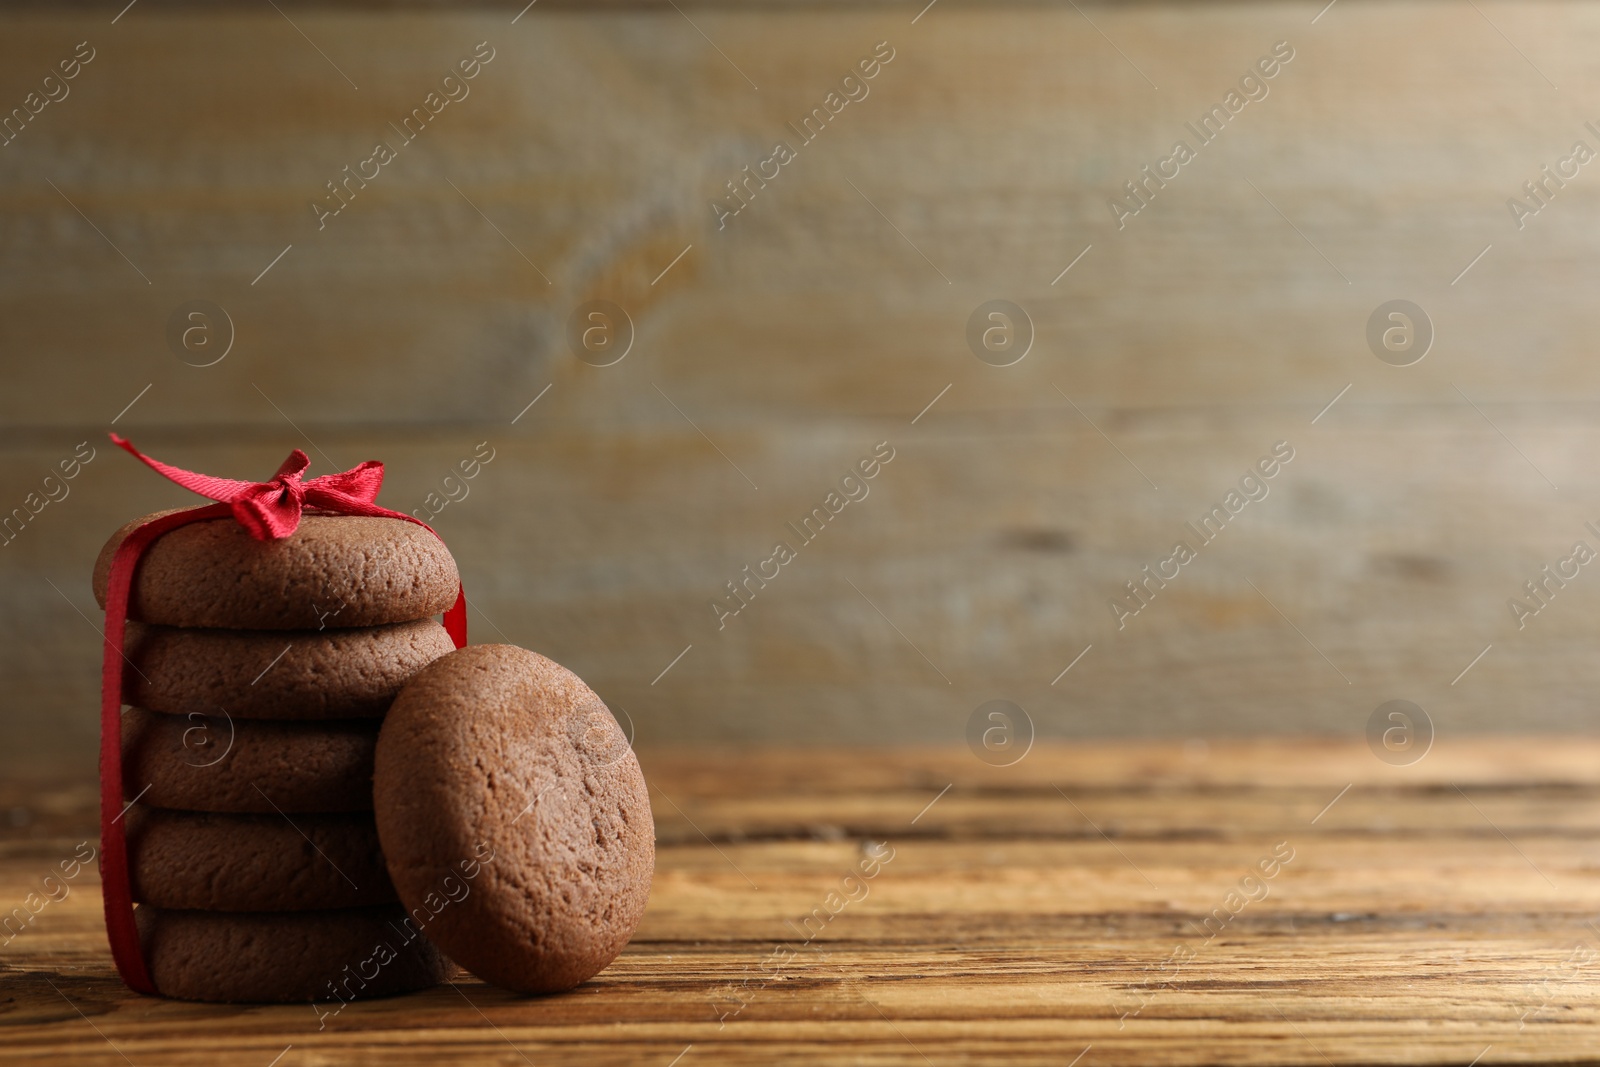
100;435;467;994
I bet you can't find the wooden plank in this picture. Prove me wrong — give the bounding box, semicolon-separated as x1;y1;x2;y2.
4;3;1600;753
4;740;1600;1064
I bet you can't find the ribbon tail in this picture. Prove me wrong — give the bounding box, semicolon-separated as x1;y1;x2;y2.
109;434;259;503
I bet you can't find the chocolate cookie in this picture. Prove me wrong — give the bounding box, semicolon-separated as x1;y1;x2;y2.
122;707;378;813
123;618;455;719
137;904;453;1003
374;644;653;994
93;510;459;630
126;806;396;911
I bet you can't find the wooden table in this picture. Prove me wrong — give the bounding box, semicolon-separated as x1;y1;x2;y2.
4;740;1600;1065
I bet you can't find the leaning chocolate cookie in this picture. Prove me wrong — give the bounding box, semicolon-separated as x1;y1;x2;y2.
374;645;654;994
93;510;459;629
137;904;453;1003
126;806;396;911
123;707;378;812
122;618;455;719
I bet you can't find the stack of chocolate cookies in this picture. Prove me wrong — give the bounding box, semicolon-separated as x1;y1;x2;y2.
93;510;462;1003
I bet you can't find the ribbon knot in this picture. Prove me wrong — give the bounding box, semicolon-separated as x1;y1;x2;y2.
110;434;393;540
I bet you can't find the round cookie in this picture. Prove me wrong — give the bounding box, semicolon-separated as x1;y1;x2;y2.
93;510;459;630
374;645;654;994
137;904;453;1003
123;618;456;719
122;707;378;813
126;806;396;911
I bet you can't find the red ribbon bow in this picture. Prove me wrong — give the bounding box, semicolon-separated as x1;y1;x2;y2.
99;435;466;995
111;434;399;541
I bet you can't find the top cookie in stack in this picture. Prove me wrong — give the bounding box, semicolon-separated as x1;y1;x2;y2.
93;508;462;1003
93;508;459;630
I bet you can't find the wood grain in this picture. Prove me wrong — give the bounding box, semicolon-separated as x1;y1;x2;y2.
6;2;1600;764
4;739;1600;1065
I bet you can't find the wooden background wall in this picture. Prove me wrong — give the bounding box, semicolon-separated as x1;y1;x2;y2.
4;0;1600;779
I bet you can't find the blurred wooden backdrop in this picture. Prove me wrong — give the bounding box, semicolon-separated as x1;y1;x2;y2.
4;0;1600;779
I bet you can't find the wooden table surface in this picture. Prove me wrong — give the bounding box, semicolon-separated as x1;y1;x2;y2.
5;738;1600;1066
